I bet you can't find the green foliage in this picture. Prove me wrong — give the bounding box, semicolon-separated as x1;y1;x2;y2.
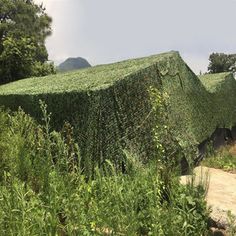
201;144;236;172
0;36;36;82
32;61;56;77
208;52;236;73
0;105;209;235
227;211;236;236
149;86;190;185
0;0;53;83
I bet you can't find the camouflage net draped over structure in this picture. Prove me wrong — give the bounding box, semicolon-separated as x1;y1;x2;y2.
0;52;236;167
199;72;236;129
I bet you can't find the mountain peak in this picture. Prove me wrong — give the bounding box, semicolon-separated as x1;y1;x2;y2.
58;57;91;72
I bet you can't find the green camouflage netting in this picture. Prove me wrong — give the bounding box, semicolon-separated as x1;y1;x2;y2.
199;72;236;129
0;52;235;167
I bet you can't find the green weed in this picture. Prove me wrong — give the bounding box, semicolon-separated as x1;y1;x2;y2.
202;144;236;172
227;211;236;236
0;103;209;235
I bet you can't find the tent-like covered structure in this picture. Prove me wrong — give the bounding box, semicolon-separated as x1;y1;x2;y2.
0;52;235;168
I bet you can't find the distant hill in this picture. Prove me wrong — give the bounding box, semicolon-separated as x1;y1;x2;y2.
58;57;91;72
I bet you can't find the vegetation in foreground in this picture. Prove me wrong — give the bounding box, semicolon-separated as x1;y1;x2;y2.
0;103;210;235
202;143;236;173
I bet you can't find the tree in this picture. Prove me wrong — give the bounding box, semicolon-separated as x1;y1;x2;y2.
208;52;236;74
0;37;36;81
0;0;55;84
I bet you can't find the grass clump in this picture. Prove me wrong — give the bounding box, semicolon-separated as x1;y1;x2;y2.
202;144;236;172
0;103;210;235
227;211;236;236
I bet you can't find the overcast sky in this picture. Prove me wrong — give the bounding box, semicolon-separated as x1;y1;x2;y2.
35;0;236;73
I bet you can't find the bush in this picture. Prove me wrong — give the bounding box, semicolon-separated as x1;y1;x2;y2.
202;144;236;172
32;61;56;77
0;104;209;235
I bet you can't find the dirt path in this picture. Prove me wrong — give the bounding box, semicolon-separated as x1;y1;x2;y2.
181;166;236;229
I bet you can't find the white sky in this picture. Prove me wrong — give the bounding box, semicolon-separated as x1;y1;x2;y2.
35;0;236;74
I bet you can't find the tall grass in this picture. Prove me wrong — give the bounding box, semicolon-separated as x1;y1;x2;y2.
0;103;209;235
202;143;236;172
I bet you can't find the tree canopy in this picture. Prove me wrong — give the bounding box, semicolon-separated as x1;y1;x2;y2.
0;0;55;84
208;52;236;74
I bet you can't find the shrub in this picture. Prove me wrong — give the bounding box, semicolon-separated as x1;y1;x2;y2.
0;104;209;235
202;144;236;172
